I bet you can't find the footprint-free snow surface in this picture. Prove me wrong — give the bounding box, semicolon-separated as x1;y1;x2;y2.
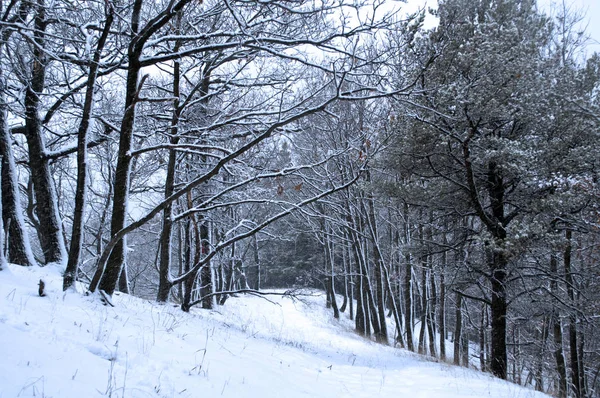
0;263;548;398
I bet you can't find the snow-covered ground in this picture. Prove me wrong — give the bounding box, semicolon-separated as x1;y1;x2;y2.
0;264;549;398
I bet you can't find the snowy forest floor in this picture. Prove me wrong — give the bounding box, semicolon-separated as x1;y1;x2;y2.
0;264;549;398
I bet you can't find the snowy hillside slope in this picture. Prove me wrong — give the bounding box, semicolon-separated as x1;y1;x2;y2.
0;264;549;398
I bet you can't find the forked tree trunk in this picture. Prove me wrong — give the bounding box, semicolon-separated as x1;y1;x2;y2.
24;0;66;265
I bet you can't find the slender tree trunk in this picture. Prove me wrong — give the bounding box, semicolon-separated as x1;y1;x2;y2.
404;204;414;351
480;303;487;371
553;311;568;397
578;331;587;398
366;194;387;343
535;316;549;392
418;264;427;354
350;224;368;336
425;217;437;357
93;0;143;296
253;233;260;290
427;266;437;357
454;292;463;366
340;238;348;313
344;232;354;320
325;231;340;319
439;240;447;361
564;230;582;398
24;0;66;265
64;6;114;290
156;25;182;302
180;217;193;311
550;253;568;398
199;221;213;309
0;160;4;269
364;270;381;339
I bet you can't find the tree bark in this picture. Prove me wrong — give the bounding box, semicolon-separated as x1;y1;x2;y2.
0;84;34;267
489;251;508;379
24;0;66;265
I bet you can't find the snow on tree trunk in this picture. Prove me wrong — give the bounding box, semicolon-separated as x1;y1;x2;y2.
24;0;66;265
0;88;35;267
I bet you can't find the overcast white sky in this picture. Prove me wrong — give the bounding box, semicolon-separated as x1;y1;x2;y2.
403;0;600;55
542;0;600;54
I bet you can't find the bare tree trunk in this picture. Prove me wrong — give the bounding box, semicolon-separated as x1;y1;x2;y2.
324;230;339;319
0;86;34;267
489;250;508;379
535;316;549;392
480;303;487;371
339;238;349;313
24;0;66;265
0;0;34;269
404;203;414;351
118;265;129;294
366;193;387;343
253;234;260;290
454;292;463;366
418;263;427;354
199;221;213;309
344;232;354;320
439;237;447;361
92;0;144;295
427;265;437;357
350;223;368;336
64;5;114;290
156;21;182;302
564;230;583;398
550;252;568;397
180;218;193;311
553;312;568;396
